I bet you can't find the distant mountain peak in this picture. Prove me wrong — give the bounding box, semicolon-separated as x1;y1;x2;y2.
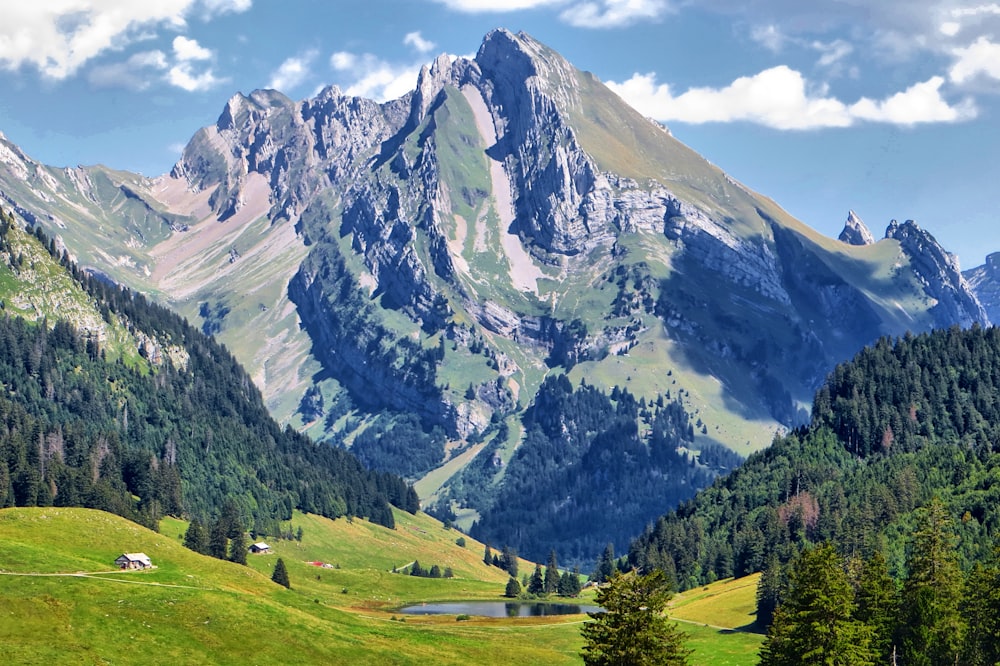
838;210;875;246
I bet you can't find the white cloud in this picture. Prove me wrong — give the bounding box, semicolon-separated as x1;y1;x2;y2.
404;31;436;54
168;62;221;91
751;24;788;53
88;49;168;89
201;0;252;15
951;4;1000;18
950;36;1000;83
608;66;975;129
430;0;564;11
814;39;853;68
940;21;961;36
330;51;419;101
267;51;317;92
849;76;976;124
172;35;212;61
560;0;669;28
0;1;194;79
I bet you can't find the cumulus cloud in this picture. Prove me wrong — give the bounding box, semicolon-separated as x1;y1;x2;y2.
201;0;252;15
267;51;317;92
560;0;669;28
404;31;436;54
950;36;1000;83
172;36;212;61
330;51;420;101
88;49;168;89
0;1;193;79
608;66;975;129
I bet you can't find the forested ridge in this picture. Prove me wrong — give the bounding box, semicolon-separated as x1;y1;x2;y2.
463;374;742;565
0;208;417;532
629;325;1000;591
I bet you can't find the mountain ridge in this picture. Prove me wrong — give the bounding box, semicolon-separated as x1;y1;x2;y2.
0;28;990;563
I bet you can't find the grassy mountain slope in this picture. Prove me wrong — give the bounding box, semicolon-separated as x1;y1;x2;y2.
0;506;762;665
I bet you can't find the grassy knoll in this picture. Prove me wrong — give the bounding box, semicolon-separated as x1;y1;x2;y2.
668;574;764;666
1;506;761;665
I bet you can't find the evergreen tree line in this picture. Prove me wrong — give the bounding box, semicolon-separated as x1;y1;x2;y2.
760;498;1000;666
628;325;1000;592
0;214;418;529
464;374;741;567
405;560;452;578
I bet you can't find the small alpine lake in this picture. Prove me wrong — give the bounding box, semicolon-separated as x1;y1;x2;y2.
398;601;600;618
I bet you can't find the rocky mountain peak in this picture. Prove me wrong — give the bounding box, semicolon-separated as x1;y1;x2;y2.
838;210;875;246
885;219;988;327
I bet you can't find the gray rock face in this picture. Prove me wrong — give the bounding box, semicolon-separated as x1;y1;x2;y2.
963;252;1000;325
885;220;987;328
838;210;875;246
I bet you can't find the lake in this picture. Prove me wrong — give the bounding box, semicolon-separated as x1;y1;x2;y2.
398;601;600;617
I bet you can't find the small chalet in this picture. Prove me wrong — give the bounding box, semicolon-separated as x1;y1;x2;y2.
115;553;152;570
249;542;271;554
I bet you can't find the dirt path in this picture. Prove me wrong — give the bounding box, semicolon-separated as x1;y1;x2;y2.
0;570;210;590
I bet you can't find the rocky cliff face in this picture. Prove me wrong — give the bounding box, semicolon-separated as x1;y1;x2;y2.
964;252;1000;325
885;219;987;328
839;210;875;246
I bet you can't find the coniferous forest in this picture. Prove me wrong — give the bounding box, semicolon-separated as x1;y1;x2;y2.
629;325;1000;591
0;212;418;533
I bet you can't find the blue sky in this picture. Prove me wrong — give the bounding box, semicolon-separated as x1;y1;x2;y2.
0;0;998;267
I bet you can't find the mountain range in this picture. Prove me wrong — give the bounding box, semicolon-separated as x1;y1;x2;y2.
0;29;996;564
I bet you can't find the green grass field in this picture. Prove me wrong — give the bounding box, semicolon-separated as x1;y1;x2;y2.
0;506;762;665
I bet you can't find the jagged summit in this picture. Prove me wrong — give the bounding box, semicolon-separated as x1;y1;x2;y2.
838;210;875;246
0;28;991;563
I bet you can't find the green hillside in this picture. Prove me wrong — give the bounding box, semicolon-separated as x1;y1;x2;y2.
0;506;762;665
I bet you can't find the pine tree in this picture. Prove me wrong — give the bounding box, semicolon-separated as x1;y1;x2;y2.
581;569;691;666
410;560;424;577
484;543;493;566
528;563;545;595
183;518;209;555
228;529;247;565
501;545;518;578
271;557;290;588
594;543;615;583
854;551;899;663
545;549;560;595
505;576;521;598
429;564;442;578
208;516;229;560
898;498;966;666
962;559;1000;666
759;544;874;666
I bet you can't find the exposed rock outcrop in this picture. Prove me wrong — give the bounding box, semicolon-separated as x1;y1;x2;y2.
838;210;875;246
885;219;987;328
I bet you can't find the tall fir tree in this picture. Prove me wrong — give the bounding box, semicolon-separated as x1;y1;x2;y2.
528;563;545;595
545;549;560;595
228;529;247;565
208;516;229;560
183;518;209;555
854;551;899;664
581;569;690;666
898;498;966;666
962;558;1000;666
759;544;874;666
271;557;290;588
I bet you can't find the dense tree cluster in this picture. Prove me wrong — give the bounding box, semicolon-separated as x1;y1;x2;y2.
629;326;1000;592
349;412;446;479
0;216;418;530
762;499;1000;665
468;375;740;566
